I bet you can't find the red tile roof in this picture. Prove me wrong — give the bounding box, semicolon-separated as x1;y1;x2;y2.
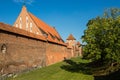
67;34;76;40
28;12;65;45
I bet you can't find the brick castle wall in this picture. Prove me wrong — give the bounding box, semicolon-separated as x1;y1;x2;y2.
46;43;71;65
0;29;72;74
0;30;46;74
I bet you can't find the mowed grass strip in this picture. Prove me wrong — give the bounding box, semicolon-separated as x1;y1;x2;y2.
7;57;94;80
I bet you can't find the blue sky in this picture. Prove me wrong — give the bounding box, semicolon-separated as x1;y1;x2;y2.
0;0;120;43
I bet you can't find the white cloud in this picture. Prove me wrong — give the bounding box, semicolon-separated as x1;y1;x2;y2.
13;0;34;5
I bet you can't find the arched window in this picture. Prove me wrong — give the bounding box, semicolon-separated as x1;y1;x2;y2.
1;44;7;54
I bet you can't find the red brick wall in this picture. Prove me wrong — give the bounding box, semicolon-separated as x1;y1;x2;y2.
46;42;73;65
0;30;46;74
46;43;65;65
0;30;72;74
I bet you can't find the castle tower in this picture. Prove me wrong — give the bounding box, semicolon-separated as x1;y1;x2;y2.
66;34;76;57
66;34;76;48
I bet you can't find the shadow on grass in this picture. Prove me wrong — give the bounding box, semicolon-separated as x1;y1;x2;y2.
94;69;120;80
61;59;120;80
60;59;93;74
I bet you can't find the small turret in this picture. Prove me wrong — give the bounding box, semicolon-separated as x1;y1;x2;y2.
66;34;76;48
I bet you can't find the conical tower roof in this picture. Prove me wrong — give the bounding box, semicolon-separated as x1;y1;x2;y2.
66;34;76;40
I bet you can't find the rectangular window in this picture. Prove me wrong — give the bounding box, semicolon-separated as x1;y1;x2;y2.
26;16;28;23
30;22;32;32
36;32;39;34
20;17;22;29
26;16;28;30
16;23;18;27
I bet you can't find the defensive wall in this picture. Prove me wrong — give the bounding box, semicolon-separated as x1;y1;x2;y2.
0;22;72;75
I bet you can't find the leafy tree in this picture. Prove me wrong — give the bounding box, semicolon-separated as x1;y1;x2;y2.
82;8;120;65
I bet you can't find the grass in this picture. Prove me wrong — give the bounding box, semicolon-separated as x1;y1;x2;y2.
6;57;120;80
7;57;94;80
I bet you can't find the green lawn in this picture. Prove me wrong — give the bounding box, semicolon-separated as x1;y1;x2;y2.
7;57;94;80
6;57;120;80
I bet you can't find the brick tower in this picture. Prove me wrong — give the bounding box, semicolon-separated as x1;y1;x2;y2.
66;34;76;48
66;34;76;57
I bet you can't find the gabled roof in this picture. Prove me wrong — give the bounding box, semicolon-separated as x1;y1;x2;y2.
28;12;64;44
12;6;66;46
67;34;76;40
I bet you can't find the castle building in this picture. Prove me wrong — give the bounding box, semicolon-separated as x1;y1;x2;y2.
66;34;76;48
66;34;82;57
0;5;82;75
13;6;64;44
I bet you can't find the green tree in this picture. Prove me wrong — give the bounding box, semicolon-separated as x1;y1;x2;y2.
82;8;120;65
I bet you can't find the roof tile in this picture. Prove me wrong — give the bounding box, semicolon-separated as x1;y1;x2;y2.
28;12;65;45
67;34;76;40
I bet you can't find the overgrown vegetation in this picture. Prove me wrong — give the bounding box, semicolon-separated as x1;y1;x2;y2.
82;8;120;74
